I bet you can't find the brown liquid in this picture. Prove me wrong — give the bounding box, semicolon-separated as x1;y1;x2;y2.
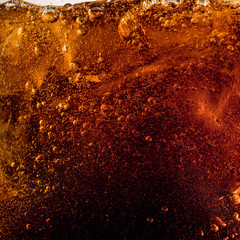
1;0;240;239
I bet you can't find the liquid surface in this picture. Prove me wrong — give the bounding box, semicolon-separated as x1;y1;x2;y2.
1;0;240;239
0;0;93;5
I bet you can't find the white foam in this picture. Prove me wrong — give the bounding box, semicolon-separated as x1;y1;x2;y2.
0;0;94;6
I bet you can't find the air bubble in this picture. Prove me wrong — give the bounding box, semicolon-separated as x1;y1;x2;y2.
76;16;87;25
17;27;23;35
63;3;73;11
25;81;33;92
88;4;104;21
42;7;59;23
145;136;152;142
161;206;168;212
26;224;31;231
191;17;199;24
34;46;42;56
70;61;80;72
198;0;208;6
30;15;36;21
210;223;219;232
100;104;114;115
57;102;63;110
163;20;176;28
77;27;87;36
146;217;154;223
4;1;19;11
39;126;45;133
97;53;104;63
199;230;204;237
82;122;89;129
227;45;234;52
10;162;16;168
233;212;240;221
20;1;29;9
62;45;68;53
73;119;79;125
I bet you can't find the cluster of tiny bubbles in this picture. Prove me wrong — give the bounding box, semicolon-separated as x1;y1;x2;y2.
88;3;105;21
224;0;240;8
41;6;59;23
162;0;181;6
4;1;20;11
19;1;30;9
142;0;161;10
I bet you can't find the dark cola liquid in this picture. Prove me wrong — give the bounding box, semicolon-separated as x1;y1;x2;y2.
1;0;240;239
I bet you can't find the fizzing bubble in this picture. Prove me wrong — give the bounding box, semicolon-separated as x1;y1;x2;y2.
42;7;59;22
4;1;19;11
88;3;104;21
